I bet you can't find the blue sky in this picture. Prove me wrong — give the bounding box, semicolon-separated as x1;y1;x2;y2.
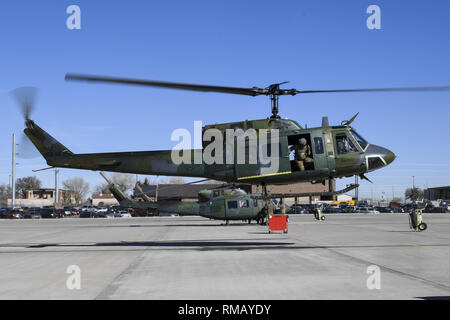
1;0;449;200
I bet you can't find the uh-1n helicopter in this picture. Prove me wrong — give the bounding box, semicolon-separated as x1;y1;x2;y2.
100;171;357;224
100;171;267;224
14;74;450;192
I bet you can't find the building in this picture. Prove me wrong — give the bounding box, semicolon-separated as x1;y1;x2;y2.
251;180;335;205
134;180;336;205
91;193;119;207
424;186;450;201
336;194;353;202
8;188;75;208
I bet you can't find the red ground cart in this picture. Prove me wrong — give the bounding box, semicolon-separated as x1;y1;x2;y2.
268;214;288;234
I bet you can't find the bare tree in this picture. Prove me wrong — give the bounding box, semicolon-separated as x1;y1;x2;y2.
0;184;12;205
62;177;90;204
16;176;42;198
111;173;135;194
94;183;110;195
95;173;135;195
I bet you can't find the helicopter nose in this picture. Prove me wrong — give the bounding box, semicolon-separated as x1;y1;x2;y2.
364;145;396;171
382;149;396;166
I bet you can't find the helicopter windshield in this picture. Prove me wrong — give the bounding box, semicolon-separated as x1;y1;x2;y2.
350;129;368;150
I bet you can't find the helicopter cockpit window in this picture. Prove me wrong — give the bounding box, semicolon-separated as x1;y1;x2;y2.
336;134;358;155
350;129;368;150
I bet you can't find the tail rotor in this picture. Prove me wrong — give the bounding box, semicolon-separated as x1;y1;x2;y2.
10;87;40;159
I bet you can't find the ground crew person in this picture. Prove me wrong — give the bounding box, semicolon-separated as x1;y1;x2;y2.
290;138;313;171
280;198;286;214
258;203;267;225
264;199;276;225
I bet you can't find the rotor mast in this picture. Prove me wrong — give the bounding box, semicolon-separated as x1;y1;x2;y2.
270;94;279;118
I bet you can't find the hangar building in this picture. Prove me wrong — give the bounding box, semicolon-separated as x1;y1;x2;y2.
424;186;450;201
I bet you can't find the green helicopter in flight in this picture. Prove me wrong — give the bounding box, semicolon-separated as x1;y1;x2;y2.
14;75;450;190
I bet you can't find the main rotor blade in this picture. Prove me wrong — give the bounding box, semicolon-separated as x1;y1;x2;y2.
65;74;264;96
298;86;450;94
66;73;450;97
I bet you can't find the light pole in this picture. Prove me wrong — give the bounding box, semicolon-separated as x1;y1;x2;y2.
55;168;59;207
11;134;16;208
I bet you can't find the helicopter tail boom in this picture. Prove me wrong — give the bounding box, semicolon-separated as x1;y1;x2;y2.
24;120;205;178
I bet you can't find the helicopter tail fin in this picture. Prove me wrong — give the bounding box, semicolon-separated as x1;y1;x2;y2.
24;120;73;161
99;172;127;203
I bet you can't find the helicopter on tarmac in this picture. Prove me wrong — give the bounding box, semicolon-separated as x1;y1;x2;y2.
100;171;267;224
101;171;358;225
14;75;450;192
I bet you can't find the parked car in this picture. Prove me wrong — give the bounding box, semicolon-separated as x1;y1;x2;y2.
79;211;92;218
429;206;449;213
354;207;380;214
0;209;8;219
115;211;132;218
341;206;356;213
40;208;63;218
288;204;308;214
375;206;394;213
133;208;149;217
81;206;96;213
323;206;342;213
93;210;112;218
3;209;24;219
23;208;41;219
62;207;80;216
392;207;404;213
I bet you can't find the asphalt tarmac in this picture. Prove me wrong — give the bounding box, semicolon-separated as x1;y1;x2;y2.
0;213;449;300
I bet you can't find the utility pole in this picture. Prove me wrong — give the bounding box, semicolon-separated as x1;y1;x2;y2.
412;176;415;189
354;175;359;201
11;134;16;208
55;168;59;207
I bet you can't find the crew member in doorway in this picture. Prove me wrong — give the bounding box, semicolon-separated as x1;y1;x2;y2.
290;138;313;171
